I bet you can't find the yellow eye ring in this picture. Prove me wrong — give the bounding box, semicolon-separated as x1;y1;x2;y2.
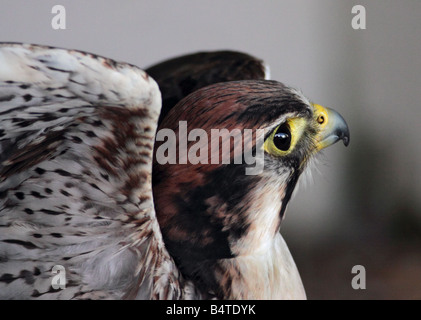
264;117;307;157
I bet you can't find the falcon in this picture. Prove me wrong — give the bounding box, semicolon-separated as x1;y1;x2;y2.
0;43;349;299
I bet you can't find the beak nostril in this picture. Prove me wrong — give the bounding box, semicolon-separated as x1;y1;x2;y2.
317;115;325;124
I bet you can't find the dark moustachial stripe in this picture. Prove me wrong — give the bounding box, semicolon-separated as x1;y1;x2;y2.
279;171;300;220
157;162;256;296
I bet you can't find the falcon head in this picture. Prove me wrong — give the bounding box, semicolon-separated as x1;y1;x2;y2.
153;80;349;297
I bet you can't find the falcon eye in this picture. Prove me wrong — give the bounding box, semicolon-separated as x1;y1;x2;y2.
273;123;291;151
263;117;307;158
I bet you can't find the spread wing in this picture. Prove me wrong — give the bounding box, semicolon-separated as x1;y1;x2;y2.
0;43;184;299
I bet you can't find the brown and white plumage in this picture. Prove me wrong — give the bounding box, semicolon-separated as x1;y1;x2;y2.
153;81;310;299
0;43;349;299
145;50;268;125
0;43;183;299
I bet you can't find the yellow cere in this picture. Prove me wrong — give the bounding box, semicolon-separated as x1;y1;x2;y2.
263;117;307;157
312;103;329;128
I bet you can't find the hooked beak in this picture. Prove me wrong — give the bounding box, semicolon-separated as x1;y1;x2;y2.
312;104;350;150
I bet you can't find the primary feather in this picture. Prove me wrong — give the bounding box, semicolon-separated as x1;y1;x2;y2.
0;43;187;299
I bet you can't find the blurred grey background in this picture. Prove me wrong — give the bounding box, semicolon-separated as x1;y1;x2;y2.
1;0;420;299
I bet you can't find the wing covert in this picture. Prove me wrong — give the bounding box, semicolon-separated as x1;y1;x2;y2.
0;43;182;299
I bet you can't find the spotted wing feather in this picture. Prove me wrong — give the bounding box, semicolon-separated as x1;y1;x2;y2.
0;43;184;299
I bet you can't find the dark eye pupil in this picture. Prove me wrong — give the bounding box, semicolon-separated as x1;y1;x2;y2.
273;124;291;151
